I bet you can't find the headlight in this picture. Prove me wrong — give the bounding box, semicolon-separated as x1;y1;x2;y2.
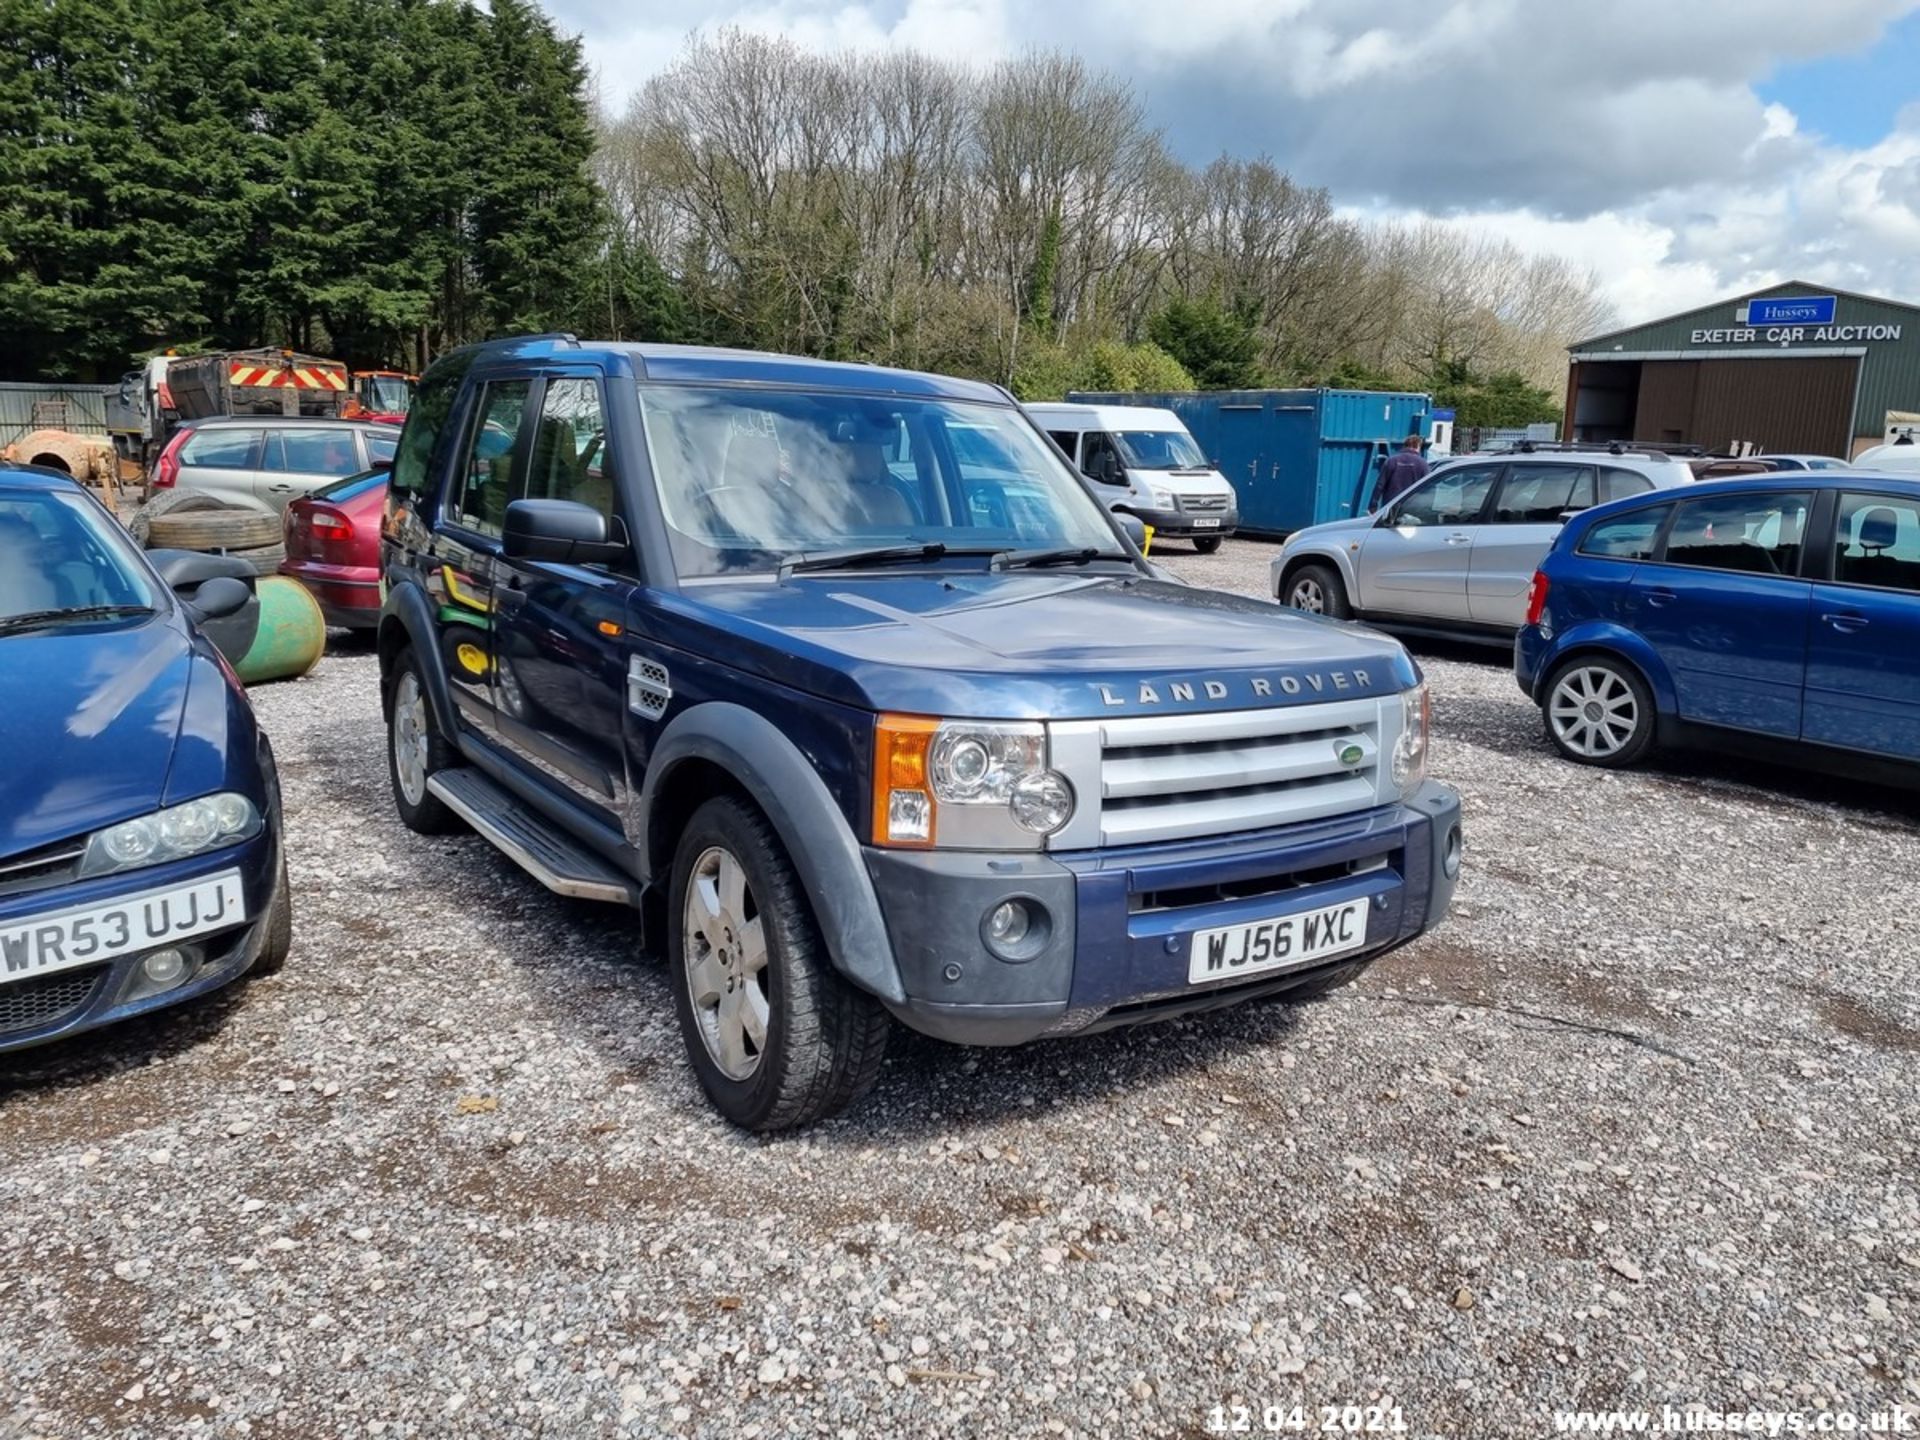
873;718;1074;849
1148;486;1174;508
1391;685;1430;794
79;793;262;877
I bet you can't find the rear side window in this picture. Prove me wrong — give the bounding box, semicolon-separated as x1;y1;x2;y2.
180;428;259;468
1602;468;1655;502
1045;430;1079;461
1662;491;1812;576
447;380;531;536
1492;464;1594;523
1080;430;1121;478
1579;504;1671;560
365;430;398;465
264;429;362;477
1833;492;1920;593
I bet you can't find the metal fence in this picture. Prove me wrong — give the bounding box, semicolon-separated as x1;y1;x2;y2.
0;381;115;448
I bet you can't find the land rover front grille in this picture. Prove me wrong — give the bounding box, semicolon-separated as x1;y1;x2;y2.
1054;698;1384;848
0;966;106;1036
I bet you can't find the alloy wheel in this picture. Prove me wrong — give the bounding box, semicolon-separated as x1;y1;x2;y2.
682;845;770;1082
393;672;430;806
1548;666;1640;759
1289;576;1326;614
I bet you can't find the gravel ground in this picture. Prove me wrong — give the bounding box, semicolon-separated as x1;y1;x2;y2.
4;537;1919;1439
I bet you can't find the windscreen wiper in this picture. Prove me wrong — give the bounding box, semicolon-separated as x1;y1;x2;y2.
989;546;1125;571
778;543;948;579
0;604;153;635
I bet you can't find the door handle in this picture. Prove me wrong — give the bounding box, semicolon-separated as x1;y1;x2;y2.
1643;587;1677;608
1444;533;1472;546
268;482;295;493
1821;611;1869;632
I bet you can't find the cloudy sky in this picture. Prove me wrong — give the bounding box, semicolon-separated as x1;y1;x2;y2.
545;0;1920;329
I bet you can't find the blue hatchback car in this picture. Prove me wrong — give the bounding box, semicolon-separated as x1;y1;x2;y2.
0;464;291;1053
1516;472;1920;774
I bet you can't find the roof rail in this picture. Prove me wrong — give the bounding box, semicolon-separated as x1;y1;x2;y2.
1503;438;1699;460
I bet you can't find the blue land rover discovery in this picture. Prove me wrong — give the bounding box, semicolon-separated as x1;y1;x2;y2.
377;338;1462;1130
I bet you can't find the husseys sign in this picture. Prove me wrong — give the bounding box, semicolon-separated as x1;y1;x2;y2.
1690;295;1901;346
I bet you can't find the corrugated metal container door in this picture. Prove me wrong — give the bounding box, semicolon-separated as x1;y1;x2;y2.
1315;392;1429;524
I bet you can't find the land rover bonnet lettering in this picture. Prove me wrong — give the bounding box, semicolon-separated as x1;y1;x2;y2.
1096;668;1375;708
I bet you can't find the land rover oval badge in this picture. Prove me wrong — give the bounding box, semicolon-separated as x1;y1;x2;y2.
1337;741;1365;767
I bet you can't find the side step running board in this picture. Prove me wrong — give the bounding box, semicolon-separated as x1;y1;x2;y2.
427;768;637;905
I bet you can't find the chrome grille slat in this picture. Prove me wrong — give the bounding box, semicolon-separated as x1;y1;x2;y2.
1062;698;1390;848
1103;732;1377;799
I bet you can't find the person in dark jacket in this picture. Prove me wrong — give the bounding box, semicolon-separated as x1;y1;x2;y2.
1374;435;1430;510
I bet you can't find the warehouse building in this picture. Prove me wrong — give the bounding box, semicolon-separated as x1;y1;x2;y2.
1565;281;1920;458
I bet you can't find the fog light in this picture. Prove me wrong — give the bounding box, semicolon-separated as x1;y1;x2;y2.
143;948;188;986
1443;824;1463;880
986;900;1030;947
1009;771;1073;835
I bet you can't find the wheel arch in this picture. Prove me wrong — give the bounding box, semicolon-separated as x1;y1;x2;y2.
376;580;459;736
1533;628;1676;714
1276;546;1355;605
638;703;905;1005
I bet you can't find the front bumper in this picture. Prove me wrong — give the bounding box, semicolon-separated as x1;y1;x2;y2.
0;829;281;1054
1130;503;1238;539
867;780;1462;1045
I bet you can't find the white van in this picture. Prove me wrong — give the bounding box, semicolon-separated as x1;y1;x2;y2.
1024;402;1239;552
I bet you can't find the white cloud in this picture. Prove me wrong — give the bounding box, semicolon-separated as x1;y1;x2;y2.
546;0;1920;325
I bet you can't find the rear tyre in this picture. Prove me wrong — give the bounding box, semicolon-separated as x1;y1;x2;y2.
385;648;461;834
1283;562;1351;620
1542;656;1656;768
252;853;293;977
668;797;890;1131
1192;535;1223;554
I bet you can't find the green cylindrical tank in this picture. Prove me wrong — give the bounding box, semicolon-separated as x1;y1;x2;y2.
234;576;327;684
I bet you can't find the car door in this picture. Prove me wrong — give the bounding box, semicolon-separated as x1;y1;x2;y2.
488;372;634;828
430;376;535;740
1354;462;1499;621
258;427;368;513
1628;488;1814;738
175;426;264;510
1802;489;1920;760
1468;463;1595;627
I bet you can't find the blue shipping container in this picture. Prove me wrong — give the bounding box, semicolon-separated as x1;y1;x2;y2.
1067;388;1432;536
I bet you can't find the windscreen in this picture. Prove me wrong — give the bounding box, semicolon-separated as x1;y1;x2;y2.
1114;430;1207;470
636;385;1122;577
0;488;159;621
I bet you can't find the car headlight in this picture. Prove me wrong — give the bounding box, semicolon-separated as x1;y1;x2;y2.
79;793;263;878
873;718;1074;849
1391;685;1430;794
1148;486;1174;508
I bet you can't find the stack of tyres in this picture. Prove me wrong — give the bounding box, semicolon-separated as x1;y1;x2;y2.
142;494;286;575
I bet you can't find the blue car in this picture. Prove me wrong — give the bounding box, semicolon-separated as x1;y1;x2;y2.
1516;472;1920;774
0;464;290;1054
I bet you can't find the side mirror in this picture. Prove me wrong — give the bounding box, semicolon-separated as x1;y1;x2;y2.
503;498;626;565
1092;452;1125;485
1114;512;1148;549
186;575;252;623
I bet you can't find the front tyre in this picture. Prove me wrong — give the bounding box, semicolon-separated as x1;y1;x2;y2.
1192;535;1223;554
251;853;293;977
668;797;890;1131
1542;656;1656;768
1283;562;1351;620
386;647;460;834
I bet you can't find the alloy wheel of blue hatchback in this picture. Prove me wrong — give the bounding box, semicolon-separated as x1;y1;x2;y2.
1548;665;1640;759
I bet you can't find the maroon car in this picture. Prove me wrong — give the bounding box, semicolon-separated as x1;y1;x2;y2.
281;468;386;629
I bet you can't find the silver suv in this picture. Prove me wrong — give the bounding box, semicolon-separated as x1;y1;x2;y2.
1271;447;1693;644
161;416;400;516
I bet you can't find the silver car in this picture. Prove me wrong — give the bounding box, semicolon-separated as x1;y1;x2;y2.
1271;448;1693;644
162;416;400;516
